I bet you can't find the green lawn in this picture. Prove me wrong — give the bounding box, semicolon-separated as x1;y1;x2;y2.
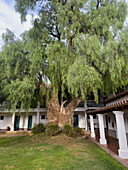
0;134;126;170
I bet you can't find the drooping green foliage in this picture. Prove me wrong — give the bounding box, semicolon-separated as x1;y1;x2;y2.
0;29;33;110
0;29;47;110
0;0;128;109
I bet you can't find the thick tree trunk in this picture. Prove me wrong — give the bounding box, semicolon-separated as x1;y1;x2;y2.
47;94;82;128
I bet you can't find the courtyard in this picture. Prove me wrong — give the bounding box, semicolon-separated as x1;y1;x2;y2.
0;134;126;170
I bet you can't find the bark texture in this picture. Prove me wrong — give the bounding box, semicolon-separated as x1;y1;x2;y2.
47;94;82;128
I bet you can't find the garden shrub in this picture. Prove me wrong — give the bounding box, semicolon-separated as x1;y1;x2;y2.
45;124;59;136
45;121;57;128
74;127;84;136
31;123;45;134
63;124;84;137
63;124;72;134
63;124;76;137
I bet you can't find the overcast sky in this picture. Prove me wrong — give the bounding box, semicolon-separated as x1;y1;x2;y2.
0;0;34;49
0;0;128;49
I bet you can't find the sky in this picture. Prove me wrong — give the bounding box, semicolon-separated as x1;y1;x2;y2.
0;0;34;49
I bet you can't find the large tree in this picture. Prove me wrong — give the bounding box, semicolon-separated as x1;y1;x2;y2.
0;29;35;110
1;0;128;127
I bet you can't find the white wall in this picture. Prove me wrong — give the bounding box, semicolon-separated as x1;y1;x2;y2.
0;112;89;130
106;94;128;139
107;112;116;130
19;113;25;129
124;113;128;133
107;111;128;139
39;112;48;126
26;112;48;127
32;113;37;127
0;113;12;129
0;112;48;130
78;114;85;128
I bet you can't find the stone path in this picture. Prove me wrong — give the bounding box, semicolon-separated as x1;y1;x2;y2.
95;128;119;154
0;131;31;137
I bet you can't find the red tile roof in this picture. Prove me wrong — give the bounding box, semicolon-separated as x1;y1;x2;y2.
87;99;128;115
104;90;128;104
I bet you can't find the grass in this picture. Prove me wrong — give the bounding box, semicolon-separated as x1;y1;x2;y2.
0;134;126;170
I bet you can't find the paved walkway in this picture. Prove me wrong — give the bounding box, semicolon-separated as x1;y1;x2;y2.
95;129;119;154
106;134;119;155
0;131;31;137
90;137;128;168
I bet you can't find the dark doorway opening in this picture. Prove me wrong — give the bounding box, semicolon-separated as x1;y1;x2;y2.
73;115;78;127
28;116;32;130
105;115;108;129
14;116;20;130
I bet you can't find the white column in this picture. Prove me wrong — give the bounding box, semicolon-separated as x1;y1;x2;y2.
37;111;40;124
113;111;128;159
89;115;95;138
11;113;15;131
97;114;107;144
37;101;40;124
24;115;28;131
19;114;24;130
85;112;88;131
84;100;88;131
37;101;40;109
32;114;36;128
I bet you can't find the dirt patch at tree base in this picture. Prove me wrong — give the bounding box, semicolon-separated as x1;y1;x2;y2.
44;134;89;149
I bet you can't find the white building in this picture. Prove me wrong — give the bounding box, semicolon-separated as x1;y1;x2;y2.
2;91;128;159
0;99;103;131
87;90;128;159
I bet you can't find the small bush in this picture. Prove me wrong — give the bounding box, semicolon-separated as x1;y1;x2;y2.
45;121;57;128
63;124;72;134
32;123;45;134
63;124;76;137
45;124;59;136
74;127;84;136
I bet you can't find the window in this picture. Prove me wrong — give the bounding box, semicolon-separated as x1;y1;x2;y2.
0;116;4;120
41;115;45;119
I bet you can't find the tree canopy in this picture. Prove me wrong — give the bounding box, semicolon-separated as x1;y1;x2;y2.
0;0;128;110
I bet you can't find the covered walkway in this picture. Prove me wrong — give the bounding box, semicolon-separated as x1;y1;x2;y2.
86;94;128;159
90;136;128;168
95;128;119;155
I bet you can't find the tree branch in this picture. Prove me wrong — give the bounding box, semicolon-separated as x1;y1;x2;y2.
60;100;67;113
92;61;105;77
66;98;82;113
97;0;100;9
